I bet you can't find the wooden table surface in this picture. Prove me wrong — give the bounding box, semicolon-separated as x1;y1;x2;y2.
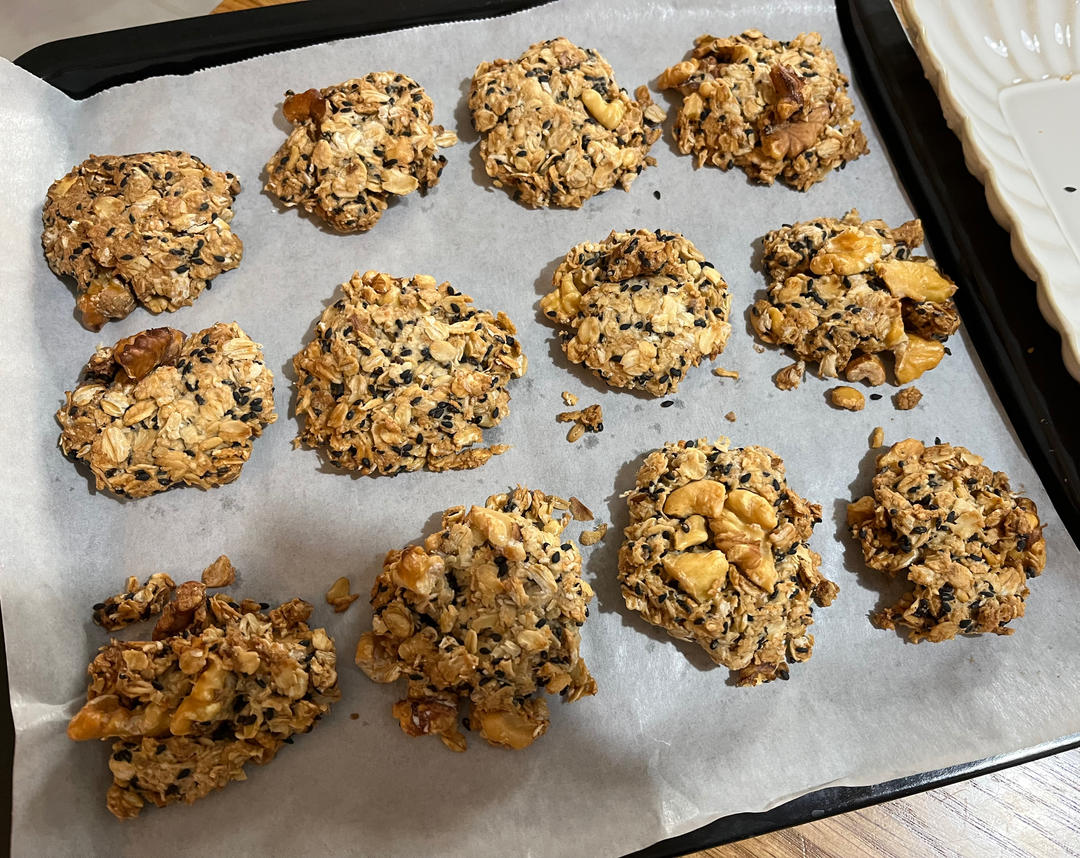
211;0;1080;854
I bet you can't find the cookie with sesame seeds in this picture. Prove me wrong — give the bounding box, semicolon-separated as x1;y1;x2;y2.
618;439;837;686
657;30;867;189
56;323;276;499
292;270;525;475
751;210;960;384
355;487;596;751
42;151;242;331
848;438;1047;642
540;229;731;397
468;37;666;208
264;73;456;233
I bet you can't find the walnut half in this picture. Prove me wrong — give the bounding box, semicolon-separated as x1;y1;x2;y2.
113;327;184;382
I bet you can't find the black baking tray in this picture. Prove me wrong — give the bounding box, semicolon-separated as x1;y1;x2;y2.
9;0;1079;855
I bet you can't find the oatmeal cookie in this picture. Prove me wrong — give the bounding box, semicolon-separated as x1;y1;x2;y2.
619;439;837;685
56;323;276;499
42;152;242;331
658;30;867;189
848;439;1047;642
355;487;596;751
469;37;665;208
751;210;960;382
68;577;339;819
540;229;731;396
264;73;456;233
293;270;525;475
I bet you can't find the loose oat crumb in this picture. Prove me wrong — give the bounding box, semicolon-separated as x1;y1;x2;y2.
561;391;578;406
92;573;176;630
350;713;360;720
580;523;608;546
200;555;236;589
753;344;766;354
566;423;586;443
870;426;885;448
712;366;740;379
724;411;736;422
894;386;923;410
774;360;806;391
326;577;360;613
569;497;594;521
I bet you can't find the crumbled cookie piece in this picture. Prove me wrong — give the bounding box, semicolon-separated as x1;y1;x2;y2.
293;271;525;475
42;152;242;331
752;211;960;382
93;573;176;630
712;366;739;379
200;555;235;588
774;360;805;391
580;523;608;546
541;229;731;396
829;385;865;411
658;31;867;189
264;74;456;232
849;439;1047;642
355;487;596;751
619;439;836;685
561;391;578;406
325;577;359;613
870;426;885;449
895;386;923;410
469;37;665;208
56;323;276;499
556;404;604;443
68;581;339;818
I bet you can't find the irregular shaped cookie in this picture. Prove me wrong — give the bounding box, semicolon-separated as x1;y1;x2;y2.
56;323;276;499
658;30;867;189
848;439;1047;642
541;229;731;396
293;270;525;475
469;37;665;208
751;210;960;382
68;575;339;819
42;151;242;330
264;73;456;232
619;439;837;685
355;487;596;750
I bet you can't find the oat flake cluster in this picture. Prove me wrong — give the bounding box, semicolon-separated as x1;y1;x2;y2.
658;30;867;189
356;488;596;751
56;323;276;499
849;439;1047;642
264;72;457;232
619;439;837;685
68;572;339;818
541;229;732;397
469;37;665;208
293;270;525;475
42;151;242;330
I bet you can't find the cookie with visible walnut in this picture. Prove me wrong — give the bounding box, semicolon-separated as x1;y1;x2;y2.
42;151;242;330
619;439;836;685
849;438;1047;642
56;323;276;499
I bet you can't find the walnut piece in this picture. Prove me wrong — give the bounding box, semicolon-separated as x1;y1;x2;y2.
894;386;923;410
200;555;235;588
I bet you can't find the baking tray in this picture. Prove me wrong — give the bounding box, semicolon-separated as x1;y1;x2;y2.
8;0;1079;854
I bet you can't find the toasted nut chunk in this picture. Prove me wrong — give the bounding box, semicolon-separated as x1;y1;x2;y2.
467;507;522;549
201;555;235;588
662;551;729;602
390;546;446;596
170;657;232;736
725;489;779;531
473;703;548;750
580;523;608;546
581;88;627;130
326;576;360;613
876;259;956;303
774;360;805;391
672;514;710;550
724;411;736;422
845;354;886;386
870;426;885;448
566;422;585;443
894;334;944;383
113;328;184;382
712;366;739;379
829;386;866;411
894;386;923;410
810;230;883;276
663;479;727;519
846;494;877;527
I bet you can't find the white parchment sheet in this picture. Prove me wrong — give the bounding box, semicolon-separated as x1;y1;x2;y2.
1;1;1078;855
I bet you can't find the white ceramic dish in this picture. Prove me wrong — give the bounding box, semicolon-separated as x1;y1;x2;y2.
896;0;1080;381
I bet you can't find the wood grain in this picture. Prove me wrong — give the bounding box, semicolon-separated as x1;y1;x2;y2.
203;1;1080;855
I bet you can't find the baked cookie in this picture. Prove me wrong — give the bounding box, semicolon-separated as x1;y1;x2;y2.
293;270;525;475
42;151;242;330
848;438;1047;642
469;37;665;208
264;73;456;232
751;210;960;383
540;229;731;397
658;31;867;189
619;439;837;685
68;574;339;819
57;323;276;499
355;487;596;750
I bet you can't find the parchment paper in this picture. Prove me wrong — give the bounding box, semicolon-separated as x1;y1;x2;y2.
2;2;1078;855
